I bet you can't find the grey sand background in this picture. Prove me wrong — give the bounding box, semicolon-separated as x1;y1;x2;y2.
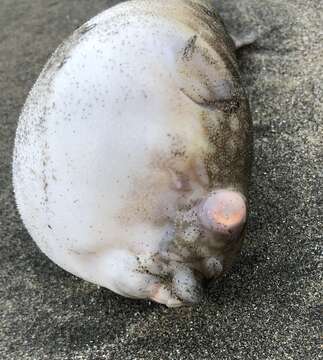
0;0;321;359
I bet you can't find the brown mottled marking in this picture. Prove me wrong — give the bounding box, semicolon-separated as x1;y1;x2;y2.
116;144;208;227
200;106;251;193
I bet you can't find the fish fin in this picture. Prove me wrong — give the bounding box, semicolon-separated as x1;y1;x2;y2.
230;32;258;50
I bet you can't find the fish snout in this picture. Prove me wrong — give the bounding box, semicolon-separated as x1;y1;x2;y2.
198;190;247;238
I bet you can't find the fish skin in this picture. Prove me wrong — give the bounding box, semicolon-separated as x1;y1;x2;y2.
12;0;252;307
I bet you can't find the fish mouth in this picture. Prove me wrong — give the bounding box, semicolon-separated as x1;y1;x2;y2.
198;189;247;237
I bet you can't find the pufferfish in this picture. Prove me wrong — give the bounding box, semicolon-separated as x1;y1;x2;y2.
13;0;253;307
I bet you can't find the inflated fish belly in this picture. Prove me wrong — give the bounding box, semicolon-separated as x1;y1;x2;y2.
13;0;252;307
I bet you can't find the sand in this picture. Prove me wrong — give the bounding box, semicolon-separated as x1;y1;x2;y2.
0;0;321;359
